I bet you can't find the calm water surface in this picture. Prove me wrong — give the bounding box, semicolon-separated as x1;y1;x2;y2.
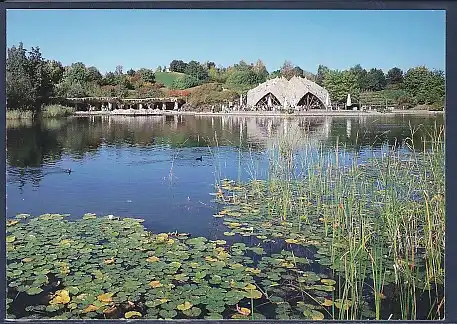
6;114;443;237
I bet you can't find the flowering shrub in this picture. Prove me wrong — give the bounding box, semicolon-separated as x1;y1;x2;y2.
168;90;190;97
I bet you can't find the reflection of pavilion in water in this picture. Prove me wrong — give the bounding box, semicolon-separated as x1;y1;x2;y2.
217;115;333;148
96;115;368;147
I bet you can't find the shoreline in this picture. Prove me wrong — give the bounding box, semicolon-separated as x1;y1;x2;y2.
73;109;444;118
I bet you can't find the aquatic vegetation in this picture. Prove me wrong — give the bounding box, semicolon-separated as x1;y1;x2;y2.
6;213;334;320
6;121;444;320
212;124;445;320
6;214;259;319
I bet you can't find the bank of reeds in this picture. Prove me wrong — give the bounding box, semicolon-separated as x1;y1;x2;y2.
213;121;445;320
6;105;75;120
41;105;75;118
6;109;34;120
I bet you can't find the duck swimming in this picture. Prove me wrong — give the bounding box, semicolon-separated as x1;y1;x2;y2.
196;156;203;161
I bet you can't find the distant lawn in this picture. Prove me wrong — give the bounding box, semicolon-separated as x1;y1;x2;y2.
155;72;186;88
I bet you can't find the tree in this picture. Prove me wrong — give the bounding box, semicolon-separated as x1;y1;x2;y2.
46;60;65;85
103;72;118;86
115;65;123;76
269;70;281;79
293;66;304;78
127;68;136;77
349;64;369;91
86;66;103;84
155;66;162;73
403;66;445;106
171;75;200;90
225;69;261;94
27;46;54;107
366;68;387;91
6;43;34;110
323;70;360;104
206;61;216;70
426;70;445;105
57;81;87;98
6;44;54;111
280;60;295;80
386;67;404;85
169;60;188;73
252;59;269;83
184;61;208;81
316;65;330;86
57;62;103;97
137;68;155;83
63;62;88;84
233;60;251;72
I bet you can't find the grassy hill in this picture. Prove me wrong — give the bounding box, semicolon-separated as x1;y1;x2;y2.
154;72;186;88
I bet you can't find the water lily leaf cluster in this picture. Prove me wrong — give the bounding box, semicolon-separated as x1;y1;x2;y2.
6;214;261;320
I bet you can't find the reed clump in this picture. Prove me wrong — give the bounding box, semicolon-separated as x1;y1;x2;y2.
214;122;444;320
41;105;75;118
6;109;34;120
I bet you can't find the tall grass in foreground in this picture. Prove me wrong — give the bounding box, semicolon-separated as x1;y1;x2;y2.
213;121;445;320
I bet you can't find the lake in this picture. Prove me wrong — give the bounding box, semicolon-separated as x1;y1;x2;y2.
6;113;445;320
6;114;443;237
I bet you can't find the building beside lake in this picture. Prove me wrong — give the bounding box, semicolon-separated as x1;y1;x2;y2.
246;76;332;111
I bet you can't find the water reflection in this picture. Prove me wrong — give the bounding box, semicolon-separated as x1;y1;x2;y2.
7;114;443;175
6;114;443;235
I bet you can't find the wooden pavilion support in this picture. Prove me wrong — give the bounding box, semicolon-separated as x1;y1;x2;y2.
63;96;185;112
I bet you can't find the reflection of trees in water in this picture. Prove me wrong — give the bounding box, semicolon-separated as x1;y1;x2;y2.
6;119;67;188
6;115;443;187
7;121;65;168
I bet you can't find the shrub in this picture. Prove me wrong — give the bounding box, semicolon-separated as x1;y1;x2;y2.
187;83;238;106
168;90;191;97
171;75;201;90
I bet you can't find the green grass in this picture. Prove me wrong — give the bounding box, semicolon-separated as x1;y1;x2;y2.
155;71;187;88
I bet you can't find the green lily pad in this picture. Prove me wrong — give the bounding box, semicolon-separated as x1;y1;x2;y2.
243;289;262;299
124;311;142;319
182;306;201;317
320;278;336;286
26;287;43;295
159;309;177;319
6;236;16;243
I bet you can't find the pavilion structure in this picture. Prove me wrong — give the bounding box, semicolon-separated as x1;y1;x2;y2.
246;76;332;111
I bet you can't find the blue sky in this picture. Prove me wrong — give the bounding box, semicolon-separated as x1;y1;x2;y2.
7;9;445;74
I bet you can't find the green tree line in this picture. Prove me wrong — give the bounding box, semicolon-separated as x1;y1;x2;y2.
7;43;445;113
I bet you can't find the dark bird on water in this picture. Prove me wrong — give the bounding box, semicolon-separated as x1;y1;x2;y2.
66;169;72;174
196;156;203;161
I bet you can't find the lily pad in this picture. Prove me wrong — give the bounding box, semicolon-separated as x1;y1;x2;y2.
26;287;43;295
243;289;262;299
177;301;193;311
182;306;201;317
159;309;177;319
124;311;142;319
